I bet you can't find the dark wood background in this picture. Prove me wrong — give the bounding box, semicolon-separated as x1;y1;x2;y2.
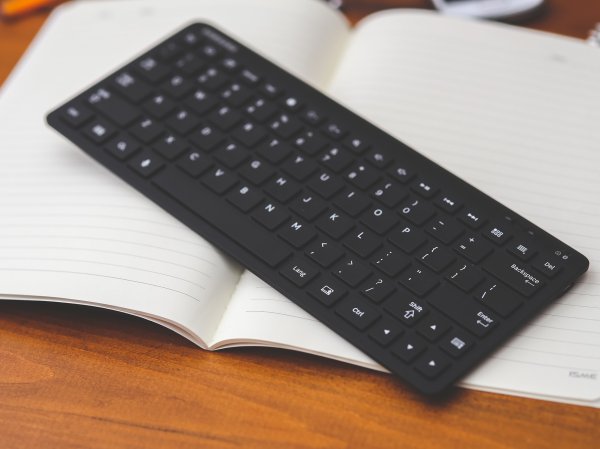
1;1;600;448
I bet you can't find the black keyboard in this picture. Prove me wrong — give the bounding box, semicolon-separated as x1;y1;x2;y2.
47;23;589;395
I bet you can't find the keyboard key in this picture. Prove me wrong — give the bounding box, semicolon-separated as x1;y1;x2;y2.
417;316;451;342
190;125;225;151
344;228;381;258
475;281;522;317
482;252;543;297
105;135;140;160
214;141;249;168
371;180;407;208
334;189;371;217
415;349;451;379
369;317;403;346
84;120;115;143
334;258;371;287
454;234;493;263
384;295;428;326
398;198;436;226
202;166;237;194
227;185;263;212
306;240;344;268
483;225;512;245
290;193;327;221
361;276;396;304
388;224;427;254
153;134;188;160
458;209;486;229
447;263;485;292
508;240;537;261
61;103;93;127
252;202;289;230
130;118;163;143
279;219;316;248
399;266;439;296
411;179;437;198
257;138;292;163
176;150;212;177
166;109;200;134
308;171;344;198
282;153;318;181
316;209;354;239
532;253;563;278
417;245;456;273
440;331;473;358
87;87;140;126
153;167;290;267
335;297;380;330
361;206;398;235
239;158;274;185
308;278;347;306
135;56;170;83
112;72;152;102
371;247;410;277
144;94;176;119
128;149;164;177
425;217;464;245
280;257;318;286
392;334;427;363
428;285;498;337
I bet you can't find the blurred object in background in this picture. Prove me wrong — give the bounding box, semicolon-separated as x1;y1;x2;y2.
588;23;600;46
0;0;63;19
431;0;544;21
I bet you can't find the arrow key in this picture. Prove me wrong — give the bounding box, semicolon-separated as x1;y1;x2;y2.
415;349;451;379
417;315;451;342
368;317;404;346
392;334;427;363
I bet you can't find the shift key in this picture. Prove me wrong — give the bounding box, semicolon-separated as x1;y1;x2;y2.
483;252;543;297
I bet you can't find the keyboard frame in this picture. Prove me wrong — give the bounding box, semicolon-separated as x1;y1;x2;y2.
47;22;589;395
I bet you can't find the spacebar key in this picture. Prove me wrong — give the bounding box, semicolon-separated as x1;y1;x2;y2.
153;167;291;267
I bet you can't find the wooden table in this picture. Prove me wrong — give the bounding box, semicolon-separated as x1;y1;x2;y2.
1;1;599;448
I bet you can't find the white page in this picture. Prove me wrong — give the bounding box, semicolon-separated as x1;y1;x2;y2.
217;11;600;406
0;0;349;346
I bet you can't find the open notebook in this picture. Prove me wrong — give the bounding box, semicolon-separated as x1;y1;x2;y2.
1;0;599;407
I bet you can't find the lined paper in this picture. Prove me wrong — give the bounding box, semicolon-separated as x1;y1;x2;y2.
216;12;600;405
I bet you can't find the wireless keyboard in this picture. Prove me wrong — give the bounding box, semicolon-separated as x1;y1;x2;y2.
47;23;589;395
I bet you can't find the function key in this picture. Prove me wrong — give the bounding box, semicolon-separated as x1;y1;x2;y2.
389;164;414;184
323;122;346;140
135;56;170;83
411;179;438;198
181;30;200;46
301;108;325;126
105;134;140;160
434;195;463;214
240;68;261;85
440;331;473;358
483;225;512;245
157;41;183;60
458;209;486;230
415;350;451;379
261;81;280;97
344;136;369;154
199;43;220;59
61;103;93;127
87;87;140;126
282;95;302;112
508;240;536;261
221;57;239;72
308;277;347;307
532;253;563;278
175;52;204;75
112;72;152;103
366;149;394;169
368;317;403;346
84;120;115;143
335;297;380;331
128;149;164;178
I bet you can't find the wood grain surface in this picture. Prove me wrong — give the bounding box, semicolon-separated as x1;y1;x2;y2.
1;1;600;448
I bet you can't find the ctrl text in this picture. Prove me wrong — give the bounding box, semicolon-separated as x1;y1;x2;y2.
352;307;365;317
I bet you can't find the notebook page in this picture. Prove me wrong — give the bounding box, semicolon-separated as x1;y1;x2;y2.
328;11;600;403
216;11;600;405
0;0;349;345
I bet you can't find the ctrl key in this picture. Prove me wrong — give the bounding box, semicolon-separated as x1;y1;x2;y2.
335;297;380;330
